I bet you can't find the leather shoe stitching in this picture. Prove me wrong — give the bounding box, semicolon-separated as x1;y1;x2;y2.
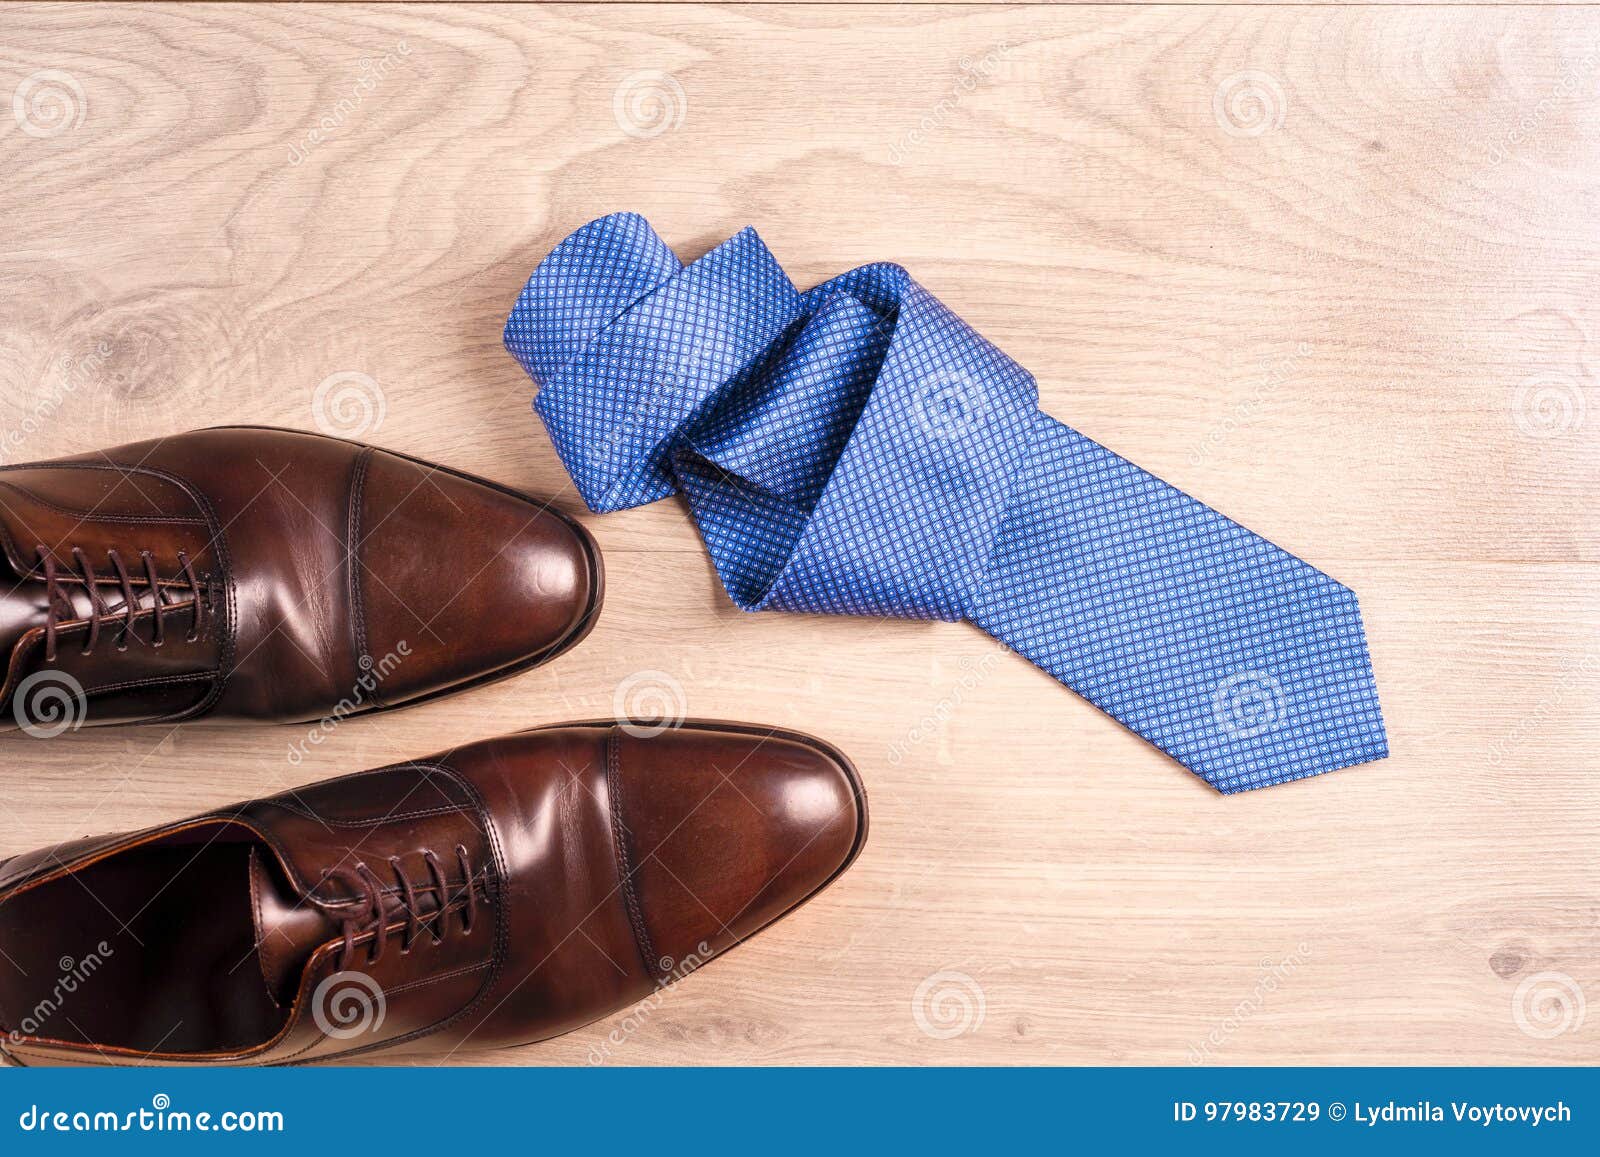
605;727;659;983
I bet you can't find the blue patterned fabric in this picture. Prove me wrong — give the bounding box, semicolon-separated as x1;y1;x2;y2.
504;213;1387;793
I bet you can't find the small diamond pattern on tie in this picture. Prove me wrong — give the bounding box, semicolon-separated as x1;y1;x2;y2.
504;213;1388;793
969;418;1387;792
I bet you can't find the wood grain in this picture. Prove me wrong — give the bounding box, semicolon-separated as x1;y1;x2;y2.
0;2;1596;1066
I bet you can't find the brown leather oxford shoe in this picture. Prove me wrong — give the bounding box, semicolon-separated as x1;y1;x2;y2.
0;426;601;729
0;720;866;1065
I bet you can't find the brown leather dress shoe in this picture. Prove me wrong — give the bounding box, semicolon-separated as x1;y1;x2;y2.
0;426;600;729
0;720;866;1065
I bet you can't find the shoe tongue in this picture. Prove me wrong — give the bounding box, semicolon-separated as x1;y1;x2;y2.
249;847;339;1004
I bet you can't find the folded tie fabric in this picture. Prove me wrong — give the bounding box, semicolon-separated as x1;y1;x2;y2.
504;213;1387;793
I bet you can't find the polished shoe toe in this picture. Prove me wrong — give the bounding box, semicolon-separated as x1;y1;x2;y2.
352;448;602;706
610;722;866;978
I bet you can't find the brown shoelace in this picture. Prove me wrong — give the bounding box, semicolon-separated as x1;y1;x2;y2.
36;545;207;662
316;847;487;971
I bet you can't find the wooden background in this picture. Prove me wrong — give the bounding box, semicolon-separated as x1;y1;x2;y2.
0;2;1596;1067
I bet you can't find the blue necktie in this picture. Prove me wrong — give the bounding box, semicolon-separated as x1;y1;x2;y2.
504;213;1386;793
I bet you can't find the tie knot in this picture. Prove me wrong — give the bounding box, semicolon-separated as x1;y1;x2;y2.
505;213;1038;621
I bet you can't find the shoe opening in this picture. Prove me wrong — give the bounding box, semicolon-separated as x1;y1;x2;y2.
0;821;294;1057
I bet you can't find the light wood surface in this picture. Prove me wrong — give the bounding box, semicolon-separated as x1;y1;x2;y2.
0;2;1596;1067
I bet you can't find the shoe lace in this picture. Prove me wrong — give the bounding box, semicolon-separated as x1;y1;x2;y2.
315;846;487;971
37;544;207;662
